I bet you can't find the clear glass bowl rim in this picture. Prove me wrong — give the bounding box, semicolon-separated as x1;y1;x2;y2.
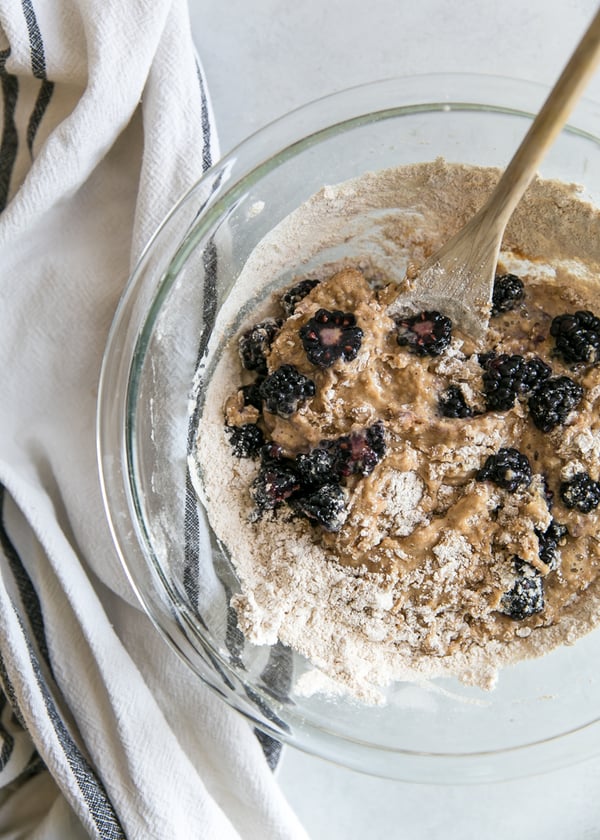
97;72;600;783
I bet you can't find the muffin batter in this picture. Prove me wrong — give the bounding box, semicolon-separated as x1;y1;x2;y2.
193;160;600;702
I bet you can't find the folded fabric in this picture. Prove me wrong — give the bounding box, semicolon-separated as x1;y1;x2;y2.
0;0;308;837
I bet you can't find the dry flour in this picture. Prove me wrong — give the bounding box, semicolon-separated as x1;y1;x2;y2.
193;160;600;703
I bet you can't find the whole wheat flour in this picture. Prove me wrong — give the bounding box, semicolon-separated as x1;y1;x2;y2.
192;160;600;703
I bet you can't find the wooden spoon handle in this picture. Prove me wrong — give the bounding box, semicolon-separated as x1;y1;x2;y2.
483;7;600;230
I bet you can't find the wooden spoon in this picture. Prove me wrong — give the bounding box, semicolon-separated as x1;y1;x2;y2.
388;8;600;342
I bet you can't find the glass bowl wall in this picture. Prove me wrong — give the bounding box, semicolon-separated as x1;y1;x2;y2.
98;74;600;782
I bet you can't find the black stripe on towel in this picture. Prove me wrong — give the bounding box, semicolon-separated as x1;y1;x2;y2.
199;237;218;362
21;0;55;154
182;471;202;612
183;234;238;694
0;485;51;668
195;62;213;172
183;236;218;608
0;697;43;785
222;583;245;671
0;487;125;837
245;685;290;736
21;0;46;79
181;237;288;765
0;48;19;212
253;644;294;767
26;79;54;154
0;693;15;771
0;688;42;784
253;729;282;771
183;475;237;694
4;600;126;839
183;236;246;676
259;642;293;705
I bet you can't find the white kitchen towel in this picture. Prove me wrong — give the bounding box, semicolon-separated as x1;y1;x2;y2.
0;1;309;838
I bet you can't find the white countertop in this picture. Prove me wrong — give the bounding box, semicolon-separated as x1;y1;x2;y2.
190;0;600;157
189;1;600;836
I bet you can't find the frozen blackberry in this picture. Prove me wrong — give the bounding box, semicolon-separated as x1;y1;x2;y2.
300;309;363;368
238;319;281;375
480;353;527;411
528;375;583;432
491;273;525;316
334;423;386;477
259;365;316;418
239;381;263;410
476;447;532;492
537;519;568;571
292;483;347;532
550;310;600;364
281;278;320;315
295;445;338;487
522;356;552;392
396;310;452;356
251;461;300;512
559;472;600;513
439;385;472;418
499;559;545;620
225;423;264;458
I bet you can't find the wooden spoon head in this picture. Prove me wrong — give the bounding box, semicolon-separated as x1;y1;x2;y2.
387;257;494;344
387;212;500;345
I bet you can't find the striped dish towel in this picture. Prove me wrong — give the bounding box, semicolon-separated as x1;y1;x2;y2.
0;1;309;837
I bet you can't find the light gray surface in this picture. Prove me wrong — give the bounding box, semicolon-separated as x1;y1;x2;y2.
276;748;600;840
190;0;600;157
189;1;600;837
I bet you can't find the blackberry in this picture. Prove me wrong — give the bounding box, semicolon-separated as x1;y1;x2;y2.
259;365;316;418
439;385;472;418
296;445;338;487
559;472;600;513
334;423;386;477
476;447;532;492
260;441;285;464
491;273;525;316
300;309;363;368
522;356;552;392
292;483;347;532
499;559;544;620
238;319;281;375
480;353;549;407
225;423;264;458
528;376;583;432
536;519;568;571
541;475;555;510
480;353;527;411
281;278;320;315
477;350;496;368
239;381;263;410
251;461;300;512
396;310;452;356
550;310;600;364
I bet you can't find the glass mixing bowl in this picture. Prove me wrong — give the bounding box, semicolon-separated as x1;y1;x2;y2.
97;73;600;783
